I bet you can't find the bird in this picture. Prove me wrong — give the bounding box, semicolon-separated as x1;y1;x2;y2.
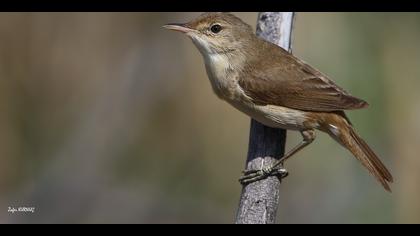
163;12;393;191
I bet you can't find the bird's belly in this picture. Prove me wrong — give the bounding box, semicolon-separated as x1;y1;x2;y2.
228;100;311;131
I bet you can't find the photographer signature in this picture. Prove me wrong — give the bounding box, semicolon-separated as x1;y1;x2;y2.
8;207;35;214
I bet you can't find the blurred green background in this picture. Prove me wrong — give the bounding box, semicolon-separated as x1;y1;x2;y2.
0;12;419;223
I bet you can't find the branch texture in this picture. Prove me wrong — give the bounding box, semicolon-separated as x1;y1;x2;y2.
235;12;295;224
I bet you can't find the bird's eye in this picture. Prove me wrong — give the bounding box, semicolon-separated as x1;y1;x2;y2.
210;24;222;33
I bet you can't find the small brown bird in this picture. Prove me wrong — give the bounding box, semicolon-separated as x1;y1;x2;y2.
164;12;393;191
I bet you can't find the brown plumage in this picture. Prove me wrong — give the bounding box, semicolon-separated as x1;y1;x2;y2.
237;40;392;191
313;111;394;191
238;41;369;112
164;12;393;192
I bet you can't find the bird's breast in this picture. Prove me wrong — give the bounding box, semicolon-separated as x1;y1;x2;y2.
202;53;316;131
203;53;240;100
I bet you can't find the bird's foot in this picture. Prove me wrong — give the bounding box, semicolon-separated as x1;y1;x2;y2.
239;164;288;185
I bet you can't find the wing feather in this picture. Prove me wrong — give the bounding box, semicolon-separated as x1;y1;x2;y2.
238;47;369;112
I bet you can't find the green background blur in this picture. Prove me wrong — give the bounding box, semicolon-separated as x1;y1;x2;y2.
0;12;419;223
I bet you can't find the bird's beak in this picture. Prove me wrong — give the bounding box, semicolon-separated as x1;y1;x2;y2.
162;23;194;33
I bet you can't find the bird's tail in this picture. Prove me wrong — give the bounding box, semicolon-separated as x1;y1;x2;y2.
324;112;393;192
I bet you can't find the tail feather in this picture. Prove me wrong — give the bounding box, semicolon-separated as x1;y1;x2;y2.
348;129;393;183
325;113;393;192
347;128;393;191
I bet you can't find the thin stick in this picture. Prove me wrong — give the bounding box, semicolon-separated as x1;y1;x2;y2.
235;12;295;224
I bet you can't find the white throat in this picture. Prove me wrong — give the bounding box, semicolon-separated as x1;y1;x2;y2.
189;34;216;55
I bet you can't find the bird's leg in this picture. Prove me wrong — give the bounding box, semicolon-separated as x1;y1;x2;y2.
239;129;316;185
271;129;316;169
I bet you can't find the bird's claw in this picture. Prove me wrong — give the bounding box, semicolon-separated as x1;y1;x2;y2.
239;164;288;185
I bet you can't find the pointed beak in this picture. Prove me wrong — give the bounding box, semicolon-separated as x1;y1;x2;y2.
162;23;194;33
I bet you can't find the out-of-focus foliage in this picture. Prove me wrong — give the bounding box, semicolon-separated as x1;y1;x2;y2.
0;12;420;223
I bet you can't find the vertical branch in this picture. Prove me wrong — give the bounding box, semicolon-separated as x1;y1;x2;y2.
235;12;295;224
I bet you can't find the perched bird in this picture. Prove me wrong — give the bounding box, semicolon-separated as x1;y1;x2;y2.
163;12;393;191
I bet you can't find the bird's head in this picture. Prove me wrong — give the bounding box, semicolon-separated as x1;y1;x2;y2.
163;12;255;56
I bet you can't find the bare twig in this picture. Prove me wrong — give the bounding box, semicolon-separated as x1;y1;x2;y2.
235;12;295;224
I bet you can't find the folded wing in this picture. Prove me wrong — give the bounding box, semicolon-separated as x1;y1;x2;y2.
238;48;368;112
